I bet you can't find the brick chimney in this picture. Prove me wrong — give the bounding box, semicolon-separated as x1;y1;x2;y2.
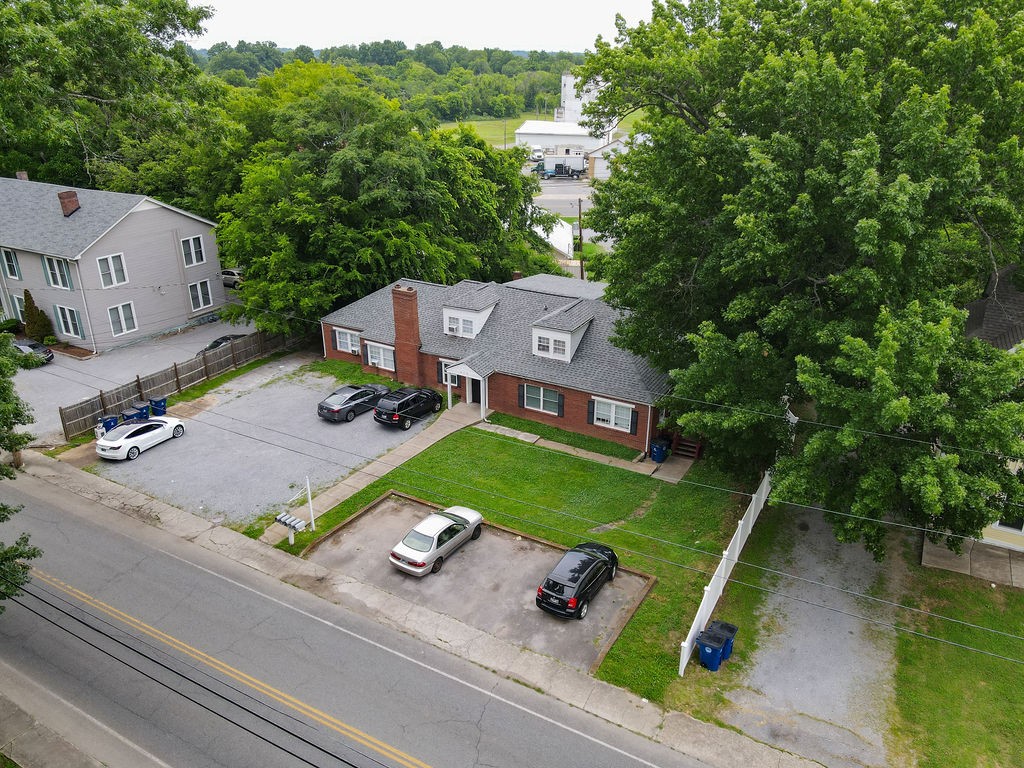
15;171;28;180
511;270;523;281
392;283;423;385
58;190;80;217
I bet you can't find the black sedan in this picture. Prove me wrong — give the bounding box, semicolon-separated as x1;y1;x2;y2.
536;542;618;620
195;334;246;356
317;383;391;422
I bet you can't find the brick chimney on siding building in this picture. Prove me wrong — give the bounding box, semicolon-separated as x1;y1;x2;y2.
392;283;423;385
58;190;81;217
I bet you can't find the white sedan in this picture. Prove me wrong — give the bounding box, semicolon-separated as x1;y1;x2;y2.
95;417;185;461
389;506;483;576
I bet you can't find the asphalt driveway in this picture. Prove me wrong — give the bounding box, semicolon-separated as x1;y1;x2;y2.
305;493;652;672
88;353;435;524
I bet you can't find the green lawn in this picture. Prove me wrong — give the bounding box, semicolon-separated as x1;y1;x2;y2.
442;111;641;148
483;412;639;460
277;427;753;704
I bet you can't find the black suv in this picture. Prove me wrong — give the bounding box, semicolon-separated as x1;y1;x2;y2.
536;542;618;620
373;387;443;430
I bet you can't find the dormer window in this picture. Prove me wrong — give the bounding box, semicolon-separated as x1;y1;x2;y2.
444;310;478;338
533;329;570;360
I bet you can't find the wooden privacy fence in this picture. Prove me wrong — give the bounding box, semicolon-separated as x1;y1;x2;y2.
59;332;304;441
678;470;772;676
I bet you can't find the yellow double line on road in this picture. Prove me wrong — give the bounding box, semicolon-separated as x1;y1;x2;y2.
32;568;431;768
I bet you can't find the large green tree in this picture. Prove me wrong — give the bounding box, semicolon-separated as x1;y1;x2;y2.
213;62;557;335
0;335;41;614
0;0;213;184
578;0;1024;554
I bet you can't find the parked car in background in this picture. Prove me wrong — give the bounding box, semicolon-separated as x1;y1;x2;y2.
317;383;391;422
221;268;244;289
373;387;442;430
95;416;185;461
389;506;483;576
12;340;54;364
536;542;618;620
196;334;245;356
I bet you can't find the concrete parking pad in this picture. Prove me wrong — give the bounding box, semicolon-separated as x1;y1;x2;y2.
305;492;653;672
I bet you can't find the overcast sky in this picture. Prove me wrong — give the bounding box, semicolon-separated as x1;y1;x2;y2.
185;0;654;53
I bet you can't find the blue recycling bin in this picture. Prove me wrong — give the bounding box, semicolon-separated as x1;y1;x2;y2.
696;629;727;671
650;439;670;463
709;620;738;661
120;407;144;422
99;414;119;433
132;401;151;419
149;396;167;416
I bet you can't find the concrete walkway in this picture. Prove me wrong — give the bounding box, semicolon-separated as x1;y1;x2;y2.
922;536;1024;587
10;444;817;768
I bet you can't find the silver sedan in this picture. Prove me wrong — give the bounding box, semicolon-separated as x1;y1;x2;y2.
389;506;483;576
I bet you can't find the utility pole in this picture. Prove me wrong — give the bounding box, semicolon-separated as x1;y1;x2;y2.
577;197;585;280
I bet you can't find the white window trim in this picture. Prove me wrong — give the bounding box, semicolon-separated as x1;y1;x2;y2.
532;328;570;360
97;253;128;288
2;248;21;280
55;304;83;338
444;310;478;339
45;256;72;289
108;302;138;337
333;328;360;354
440;359;460;387
182;235;205;267
592;396;634;432
366;342;395;371
188;279;212;311
12;296;25;322
524;384;559;415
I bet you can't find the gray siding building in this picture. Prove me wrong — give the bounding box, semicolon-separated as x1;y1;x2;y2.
0;177;225;353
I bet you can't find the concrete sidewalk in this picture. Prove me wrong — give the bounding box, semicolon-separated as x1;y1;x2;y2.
14;448;817;768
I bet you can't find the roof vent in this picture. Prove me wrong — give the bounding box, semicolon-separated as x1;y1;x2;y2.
15;171;28;180
58;190;81;217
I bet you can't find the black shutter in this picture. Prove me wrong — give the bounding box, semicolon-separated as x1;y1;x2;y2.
587;400;595;424
331;330;339;352
557;393;564;417
362;344;369;365
518;384;525;408
437;360;444;383
630;410;638;435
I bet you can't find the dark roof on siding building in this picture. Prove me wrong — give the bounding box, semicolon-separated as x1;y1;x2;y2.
322;276;669;406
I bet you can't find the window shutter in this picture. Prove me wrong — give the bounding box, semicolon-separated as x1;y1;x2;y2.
587;400;595;425
518;384;525;408
362;344;369;365
557;393;564;417
437;360;444;383
331;330;339;352
65;260;74;291
630;410;638;435
41;256;49;286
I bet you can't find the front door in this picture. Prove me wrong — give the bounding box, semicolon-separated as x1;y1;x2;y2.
471;378;481;404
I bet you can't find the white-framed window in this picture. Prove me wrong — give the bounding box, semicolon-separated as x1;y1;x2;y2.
44;256;73;289
366;343;395;371
182;235;205;266
593;397;633;432
533;328;570;360
537;335;550;353
524;384;560;415
97;253;128;288
997;515;1024;533
108;302;137;336
445;312;475;337
55;305;83;337
188;279;212;310
12;295;25;322
440;359;460;387
553;338;567;356
333;328;360;354
2;248;21;280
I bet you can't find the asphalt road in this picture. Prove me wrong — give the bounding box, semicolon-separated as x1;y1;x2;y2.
1;471;704;768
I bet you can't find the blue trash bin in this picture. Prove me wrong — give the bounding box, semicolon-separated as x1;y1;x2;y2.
149;396;167;416
697;629;727;671
650;439;670;463
99;414;119;433
132;401;151;419
709;620;738;661
120;408;143;422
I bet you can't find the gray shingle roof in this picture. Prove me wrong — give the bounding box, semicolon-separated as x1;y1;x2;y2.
322;277;670;405
507;273;608;300
966;266;1024;351
0;177;212;259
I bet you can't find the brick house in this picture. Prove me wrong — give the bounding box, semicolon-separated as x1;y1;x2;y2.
319;274;670;454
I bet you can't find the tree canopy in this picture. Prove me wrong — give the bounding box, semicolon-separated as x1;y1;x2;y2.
0;335;42;614
578;0;1024;555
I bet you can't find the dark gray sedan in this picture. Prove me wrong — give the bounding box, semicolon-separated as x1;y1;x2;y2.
317;383;391;422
